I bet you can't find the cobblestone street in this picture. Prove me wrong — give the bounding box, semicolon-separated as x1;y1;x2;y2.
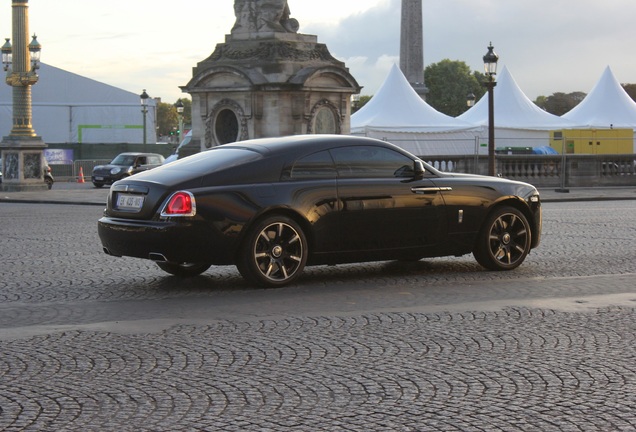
1;199;635;431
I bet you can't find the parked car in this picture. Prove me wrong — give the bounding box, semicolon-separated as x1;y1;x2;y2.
91;152;164;188
163;131;195;164
98;135;542;287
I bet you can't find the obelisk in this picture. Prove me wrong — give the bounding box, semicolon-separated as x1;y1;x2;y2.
400;0;428;99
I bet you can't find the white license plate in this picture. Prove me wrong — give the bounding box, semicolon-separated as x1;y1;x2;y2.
95;176;104;181
116;194;144;210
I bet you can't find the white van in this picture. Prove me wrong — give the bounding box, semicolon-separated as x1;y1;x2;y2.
163;130;193;164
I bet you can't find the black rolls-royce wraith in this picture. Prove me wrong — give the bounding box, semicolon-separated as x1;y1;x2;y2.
98;135;542;287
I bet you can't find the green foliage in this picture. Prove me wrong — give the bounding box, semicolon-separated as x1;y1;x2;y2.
352;95;372;114
533;92;586;116
424;59;485;116
621;83;636;102
156;98;192;137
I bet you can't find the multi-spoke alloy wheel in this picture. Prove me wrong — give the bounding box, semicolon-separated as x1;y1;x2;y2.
237;215;308;287
474;206;531;271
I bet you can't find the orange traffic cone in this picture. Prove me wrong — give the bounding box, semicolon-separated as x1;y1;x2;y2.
78;167;85;183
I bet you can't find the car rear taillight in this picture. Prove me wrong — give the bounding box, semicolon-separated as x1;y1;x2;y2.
160;191;196;217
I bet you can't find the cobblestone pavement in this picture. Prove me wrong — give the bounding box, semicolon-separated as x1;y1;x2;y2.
0;200;635;431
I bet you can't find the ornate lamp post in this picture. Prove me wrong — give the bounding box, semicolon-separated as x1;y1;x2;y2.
1;0;47;191
466;92;476;108
140;89;149;145
175;99;184;144
483;42;499;177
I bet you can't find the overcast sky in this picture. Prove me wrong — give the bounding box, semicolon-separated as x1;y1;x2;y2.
2;0;635;103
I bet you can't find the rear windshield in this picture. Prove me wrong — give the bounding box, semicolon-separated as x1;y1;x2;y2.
163;147;262;174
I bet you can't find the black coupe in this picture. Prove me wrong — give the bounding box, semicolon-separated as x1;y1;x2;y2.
98;135;542;287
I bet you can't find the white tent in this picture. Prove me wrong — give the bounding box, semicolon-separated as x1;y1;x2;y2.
458;66;575;149
351;64;481;155
0;63;157;144
562;66;636;129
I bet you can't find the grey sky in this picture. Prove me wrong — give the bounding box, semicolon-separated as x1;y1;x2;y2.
305;0;636;100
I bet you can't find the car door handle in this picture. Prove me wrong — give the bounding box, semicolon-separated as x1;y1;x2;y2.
411;187;452;194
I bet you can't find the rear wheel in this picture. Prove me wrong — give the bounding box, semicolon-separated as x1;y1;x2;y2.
237;215;308;288
473;206;531;271
156;261;211;277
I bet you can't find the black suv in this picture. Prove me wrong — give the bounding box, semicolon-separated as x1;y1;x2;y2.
91;152;164;188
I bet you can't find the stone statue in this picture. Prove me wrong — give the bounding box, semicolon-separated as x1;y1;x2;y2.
232;0;299;35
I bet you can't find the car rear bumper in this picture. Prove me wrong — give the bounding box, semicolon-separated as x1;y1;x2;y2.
97;217;235;265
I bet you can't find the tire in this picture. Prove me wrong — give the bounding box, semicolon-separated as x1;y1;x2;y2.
473;206;531;271
156;261;211;277
237;215;308;288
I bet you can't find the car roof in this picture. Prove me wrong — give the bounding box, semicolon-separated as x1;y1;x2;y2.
116;152;163;157
217;135;400;158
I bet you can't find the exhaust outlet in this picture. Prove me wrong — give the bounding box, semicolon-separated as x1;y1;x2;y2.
103;247;121;257
149;252;168;262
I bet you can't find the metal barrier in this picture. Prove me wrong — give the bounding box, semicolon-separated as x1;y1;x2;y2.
49;159;110;182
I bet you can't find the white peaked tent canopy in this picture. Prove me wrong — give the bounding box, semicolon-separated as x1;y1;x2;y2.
457;66;576;150
562;66;636;129
459;66;575;131
351;64;480;155
0;63;157;144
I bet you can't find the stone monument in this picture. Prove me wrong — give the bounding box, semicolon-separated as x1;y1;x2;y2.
182;0;361;149
400;0;428;99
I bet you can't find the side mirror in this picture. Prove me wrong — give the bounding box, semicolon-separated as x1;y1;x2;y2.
414;160;425;177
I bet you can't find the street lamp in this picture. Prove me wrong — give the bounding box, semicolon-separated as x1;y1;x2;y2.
175;99;184;144
140;89;149;145
466;92;475;108
483;42;499;177
1;38;11;71
28;34;41;71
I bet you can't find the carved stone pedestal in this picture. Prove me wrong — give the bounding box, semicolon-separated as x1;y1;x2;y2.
1;136;48;192
182;2;360;149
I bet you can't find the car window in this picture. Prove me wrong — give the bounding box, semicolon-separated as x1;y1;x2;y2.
148;156;161;165
111;155;136;166
290;150;336;180
330;146;415;179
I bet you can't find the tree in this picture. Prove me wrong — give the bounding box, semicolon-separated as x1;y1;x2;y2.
533;92;586;116
155;98;192;139
622;83;636;102
156;102;178;137
424;59;485;116
352;95;372;114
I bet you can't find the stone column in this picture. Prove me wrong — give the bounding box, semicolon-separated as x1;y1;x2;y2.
1;0;47;192
400;0;428;99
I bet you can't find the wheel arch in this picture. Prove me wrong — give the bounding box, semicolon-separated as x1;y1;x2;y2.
482;197;537;245
234;207;315;260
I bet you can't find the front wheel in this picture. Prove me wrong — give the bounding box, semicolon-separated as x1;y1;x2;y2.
473;206;531;271
237;215;308;288
156;261;211;277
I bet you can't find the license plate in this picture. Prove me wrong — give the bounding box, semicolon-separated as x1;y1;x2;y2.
95;176;104;181
116;193;144;210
